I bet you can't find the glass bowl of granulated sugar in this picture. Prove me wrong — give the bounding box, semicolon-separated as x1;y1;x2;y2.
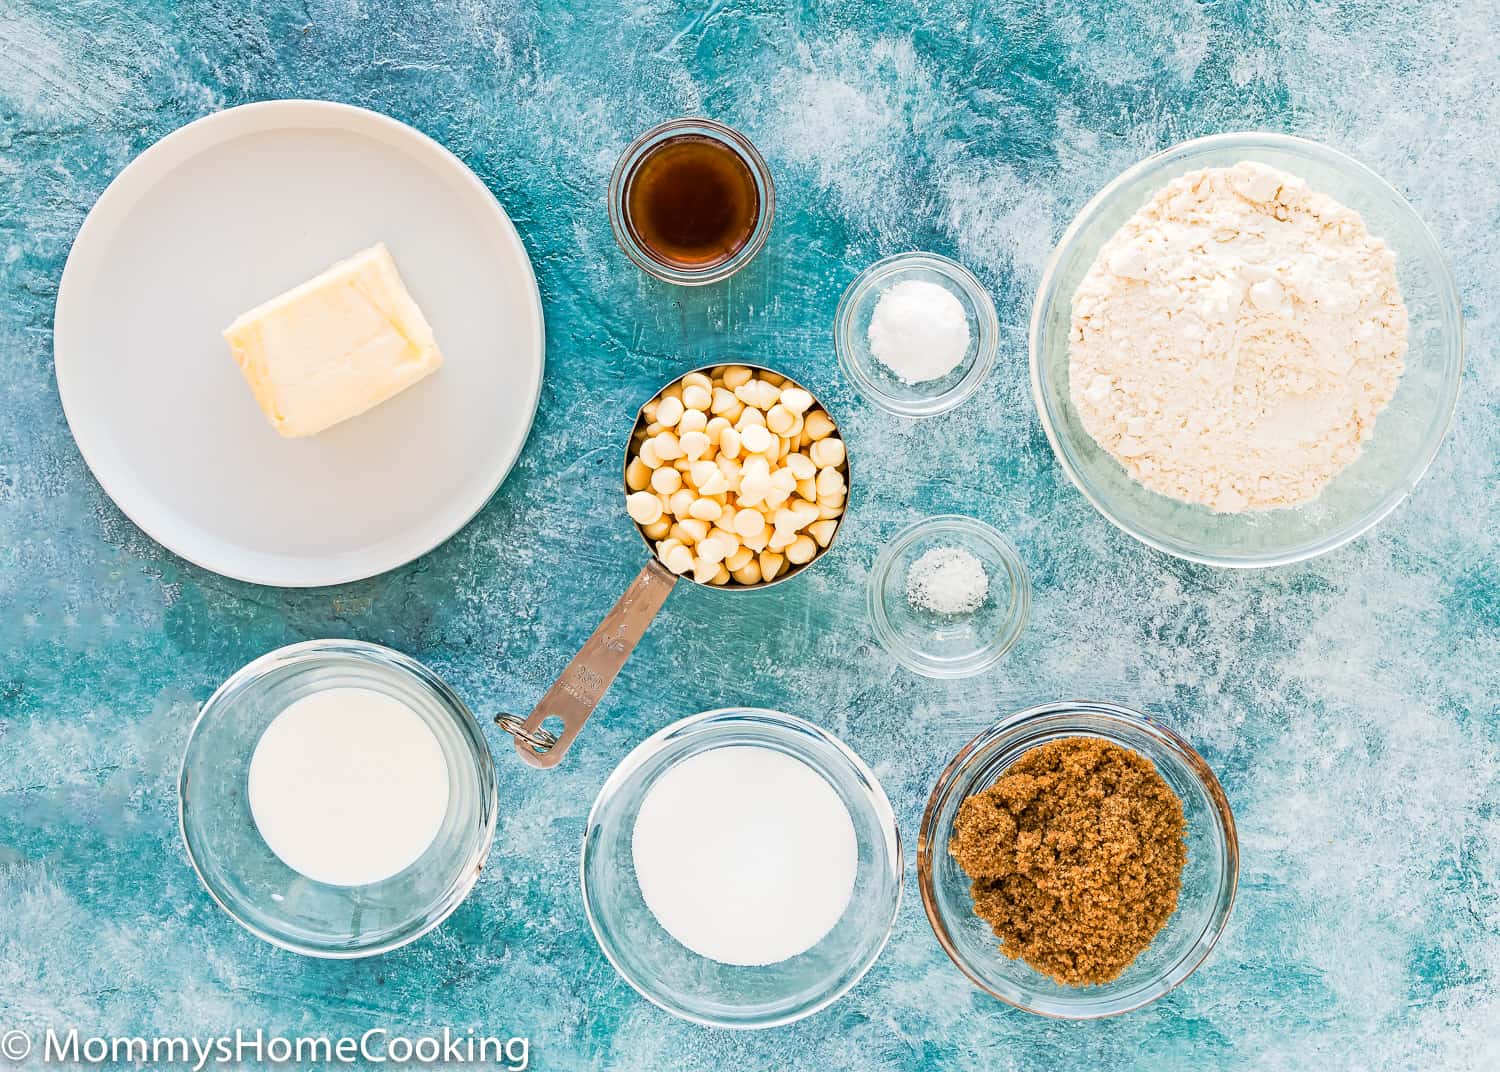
1030;132;1463;567
581;708;902;1029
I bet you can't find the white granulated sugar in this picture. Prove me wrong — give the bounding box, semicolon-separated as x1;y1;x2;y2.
906;545;988;615
1069;161;1409;513
868;279;971;384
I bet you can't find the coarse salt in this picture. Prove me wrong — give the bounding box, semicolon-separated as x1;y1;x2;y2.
906;545;989;615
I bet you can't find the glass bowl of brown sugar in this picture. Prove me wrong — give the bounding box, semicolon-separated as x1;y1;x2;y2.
917;700;1238;1018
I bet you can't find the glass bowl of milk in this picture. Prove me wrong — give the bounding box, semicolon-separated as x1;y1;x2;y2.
179;640;497;957
581;708;902;1028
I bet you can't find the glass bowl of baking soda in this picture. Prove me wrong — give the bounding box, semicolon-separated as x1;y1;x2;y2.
836;252;1000;418
867;515;1030;678
581;708;902;1029
1031;132;1463;567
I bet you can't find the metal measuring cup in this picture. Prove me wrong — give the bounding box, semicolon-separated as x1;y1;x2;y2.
495;362;851;768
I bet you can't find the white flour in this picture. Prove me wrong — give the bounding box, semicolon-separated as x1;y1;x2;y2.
1069;161;1409;513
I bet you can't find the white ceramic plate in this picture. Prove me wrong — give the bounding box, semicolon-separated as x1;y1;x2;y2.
55;100;545;586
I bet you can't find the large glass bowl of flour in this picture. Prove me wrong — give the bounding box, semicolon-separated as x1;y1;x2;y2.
581;708;902;1028
1031;132;1463;567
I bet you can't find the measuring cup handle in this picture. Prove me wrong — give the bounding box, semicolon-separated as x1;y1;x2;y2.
498;558;677;768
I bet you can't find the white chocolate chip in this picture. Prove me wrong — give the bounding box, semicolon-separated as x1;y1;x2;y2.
653;431;684;460
696;536;731;564
786;535;817;565
680;430;711;460
719;426;742;459
809;438;846;469
721;365;753;389
669;488;695;518
656;395;685;428
688;460;719;488
733;380;764;405
698;469;730;495
733;507;767;538
741;424;774;455
681;383;712;411
803;410;836;441
726;545;754;572
808;518;838;547
689;498;723;522
779;386;813;415
768;527;797;552
759;551;785;582
664;544;694;575
785;452;815;480
790;499;820;528
625;457;651;491
627;491;663;525
678;408;708;435
711;527;741;555
732;560;762;585
651;467;682;495
738;470;772;506
679;517;710;542
766;405;795;435
639;439;662;468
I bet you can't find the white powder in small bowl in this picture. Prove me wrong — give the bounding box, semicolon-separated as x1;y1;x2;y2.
867;279;971;384
906;545;989;615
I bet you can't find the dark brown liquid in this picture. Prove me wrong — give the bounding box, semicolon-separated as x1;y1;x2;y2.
625;135;760;269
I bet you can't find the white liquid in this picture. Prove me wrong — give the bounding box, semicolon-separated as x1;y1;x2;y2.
248;687;450;887
631;745;858;966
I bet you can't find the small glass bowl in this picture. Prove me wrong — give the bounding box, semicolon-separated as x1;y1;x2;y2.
835;252;1000;417
867;515;1029;678
581;708;902;1029
608;117;775;286
918;701;1238;1019
1030;132;1464;566
179;640;498;958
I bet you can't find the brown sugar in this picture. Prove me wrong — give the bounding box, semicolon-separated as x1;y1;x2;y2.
949;736;1187;986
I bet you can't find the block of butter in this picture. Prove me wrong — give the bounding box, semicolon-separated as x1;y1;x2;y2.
223;244;443;438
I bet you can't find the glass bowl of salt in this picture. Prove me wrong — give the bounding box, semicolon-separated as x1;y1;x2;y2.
580;708;902;1029
835;252;1001;418
866;515;1030;678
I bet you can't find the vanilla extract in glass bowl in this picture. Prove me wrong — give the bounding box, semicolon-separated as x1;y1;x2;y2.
609;118;774;285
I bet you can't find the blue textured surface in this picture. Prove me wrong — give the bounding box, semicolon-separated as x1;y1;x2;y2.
2;1;1498;1069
